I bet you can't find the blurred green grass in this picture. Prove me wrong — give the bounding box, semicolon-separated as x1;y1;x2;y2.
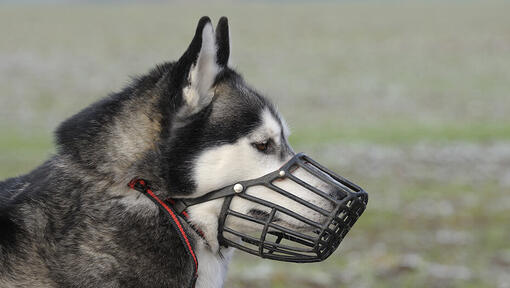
290;122;510;145
1;1;509;287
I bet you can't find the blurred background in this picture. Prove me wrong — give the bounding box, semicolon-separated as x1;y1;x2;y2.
1;0;509;287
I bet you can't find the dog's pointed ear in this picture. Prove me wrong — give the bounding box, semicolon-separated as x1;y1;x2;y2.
215;16;230;67
173;16;221;116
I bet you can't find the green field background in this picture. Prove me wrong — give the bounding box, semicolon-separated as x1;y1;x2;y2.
1;1;509;287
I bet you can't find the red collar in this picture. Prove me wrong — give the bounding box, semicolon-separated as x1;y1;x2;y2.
165;198;206;240
128;178;200;288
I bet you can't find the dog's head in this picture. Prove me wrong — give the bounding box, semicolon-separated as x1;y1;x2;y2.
53;15;366;259
160;17;347;251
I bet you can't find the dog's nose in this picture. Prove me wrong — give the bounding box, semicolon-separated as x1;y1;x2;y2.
330;188;348;201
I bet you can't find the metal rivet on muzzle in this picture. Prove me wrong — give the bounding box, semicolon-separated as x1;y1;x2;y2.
279;170;285;177
233;183;244;193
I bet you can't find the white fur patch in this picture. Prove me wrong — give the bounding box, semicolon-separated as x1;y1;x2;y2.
194;242;234;288
257;108;282;144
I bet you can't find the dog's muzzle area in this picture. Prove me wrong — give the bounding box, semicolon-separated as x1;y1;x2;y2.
175;153;368;263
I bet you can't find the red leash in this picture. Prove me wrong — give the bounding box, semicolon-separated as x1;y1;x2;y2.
128;179;198;288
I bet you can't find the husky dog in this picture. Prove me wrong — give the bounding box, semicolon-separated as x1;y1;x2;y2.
0;17;346;288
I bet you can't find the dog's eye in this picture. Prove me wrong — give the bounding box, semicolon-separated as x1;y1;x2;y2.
252;141;269;152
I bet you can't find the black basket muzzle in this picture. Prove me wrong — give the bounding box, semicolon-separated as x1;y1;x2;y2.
173;153;368;263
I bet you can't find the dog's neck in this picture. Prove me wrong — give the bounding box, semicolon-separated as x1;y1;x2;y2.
103;180;234;288
54;63;177;189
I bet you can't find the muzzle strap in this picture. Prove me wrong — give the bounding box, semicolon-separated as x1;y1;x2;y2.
128;179;198;288
170;186;239;214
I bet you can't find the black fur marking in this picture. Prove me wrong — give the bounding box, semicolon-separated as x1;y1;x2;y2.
215;17;230;67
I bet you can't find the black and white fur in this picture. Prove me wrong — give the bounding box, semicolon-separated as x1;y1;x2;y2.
0;17;335;288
